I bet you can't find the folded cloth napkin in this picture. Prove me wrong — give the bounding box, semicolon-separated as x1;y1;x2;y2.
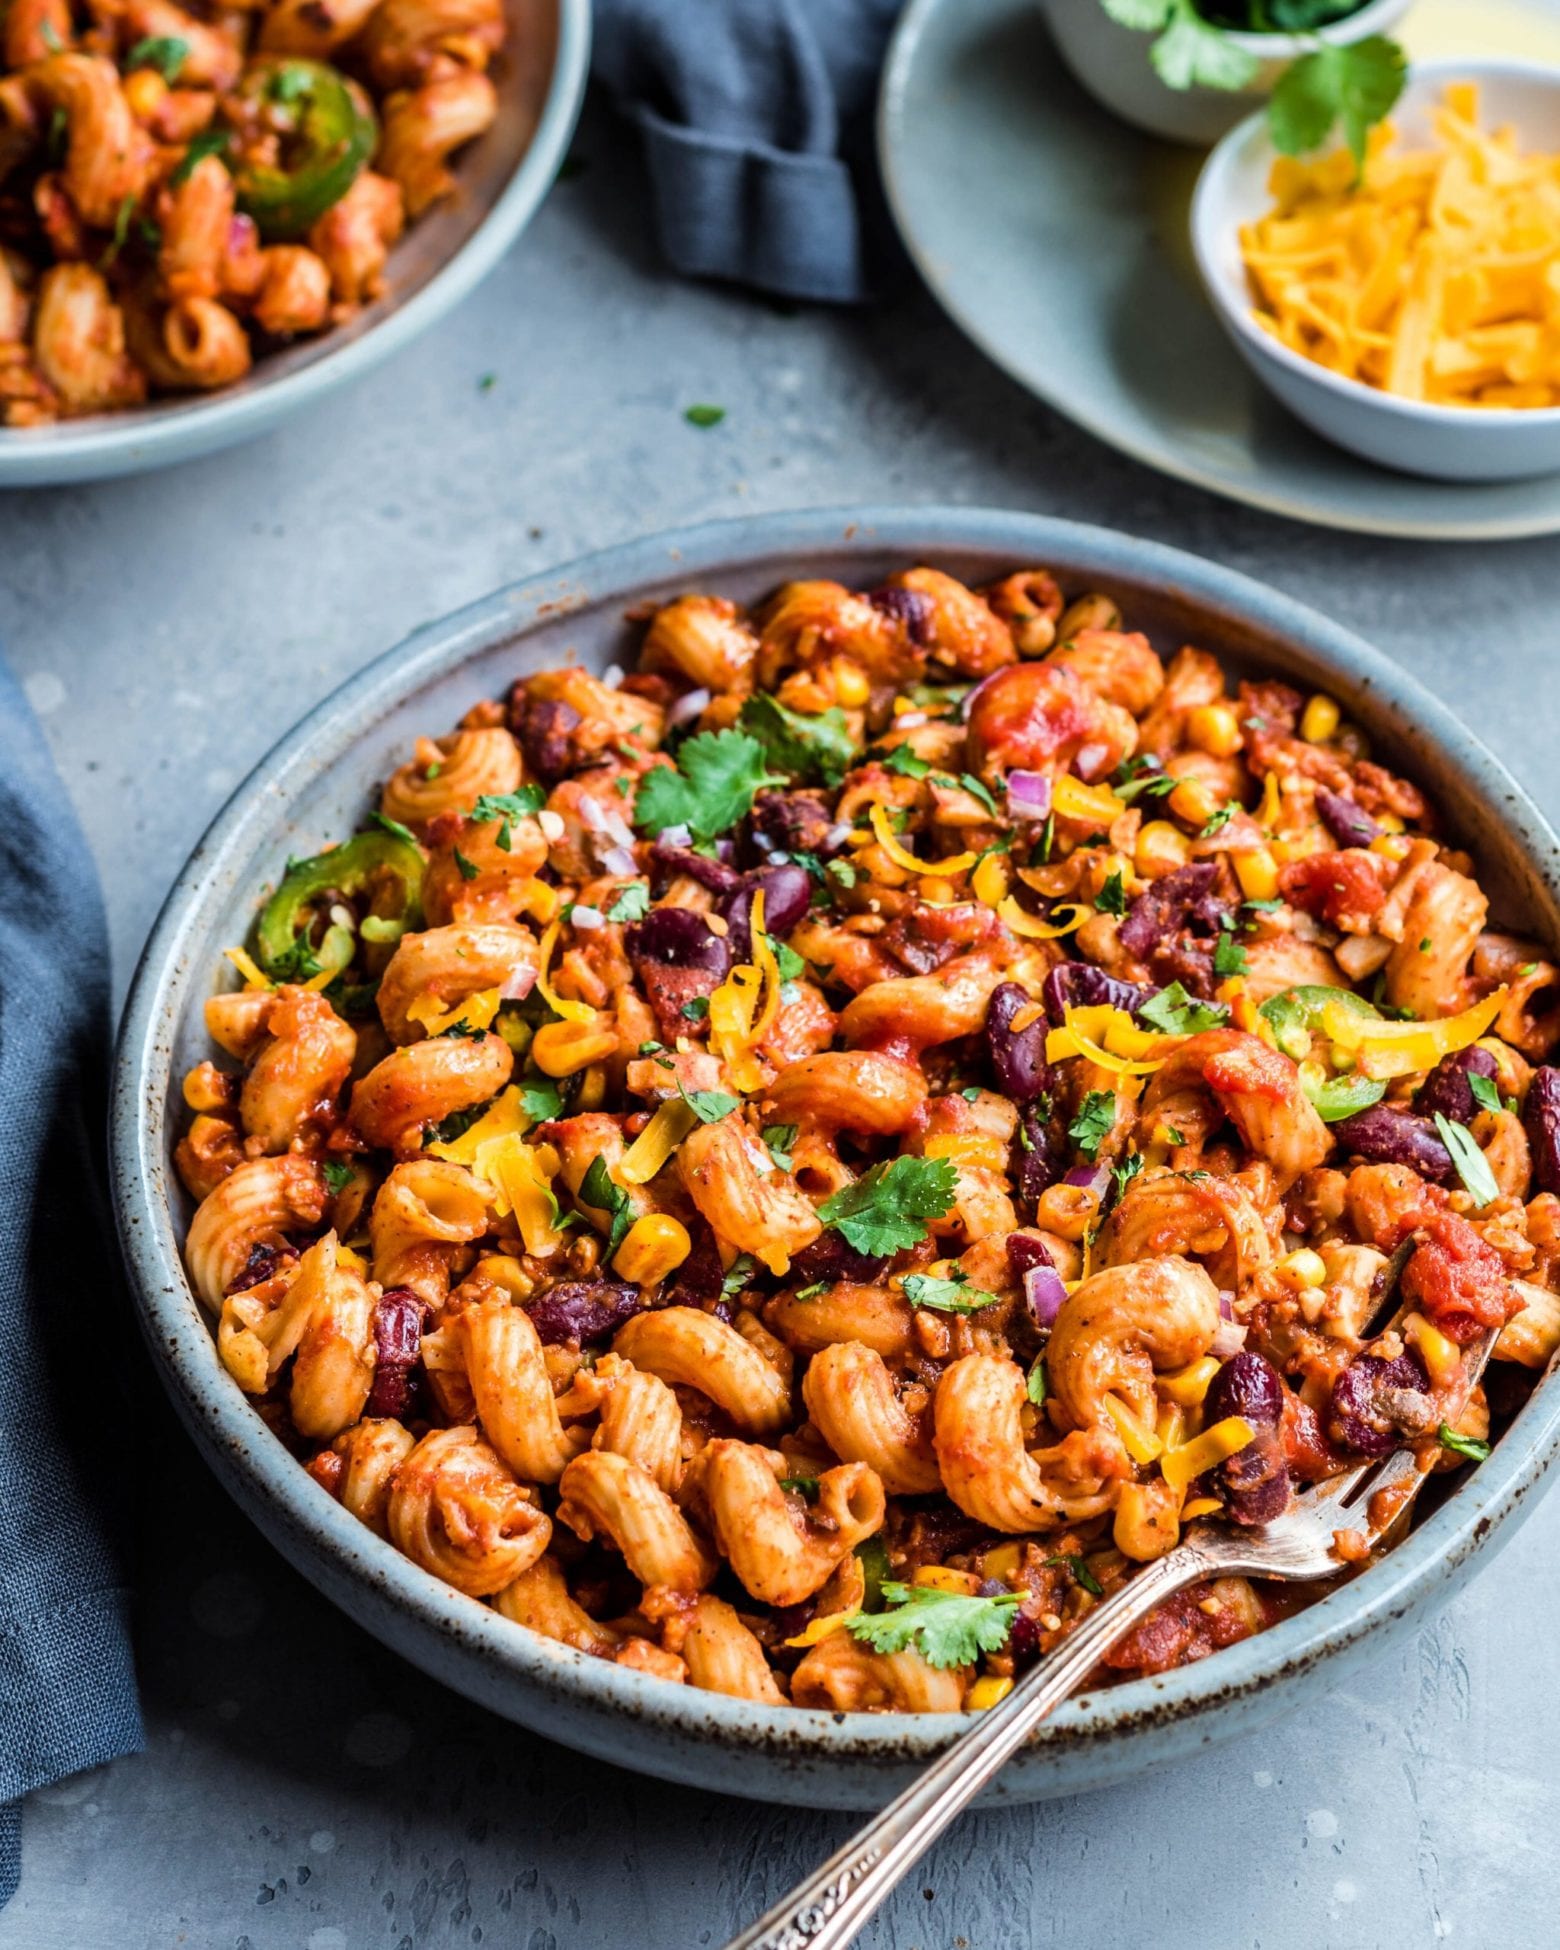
592;0;905;303
0;662;143;1908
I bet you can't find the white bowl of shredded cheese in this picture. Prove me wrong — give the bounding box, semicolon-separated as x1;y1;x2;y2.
1191;58;1560;481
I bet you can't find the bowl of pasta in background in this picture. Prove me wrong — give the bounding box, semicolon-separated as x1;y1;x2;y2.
0;0;589;489
111;506;1560;1809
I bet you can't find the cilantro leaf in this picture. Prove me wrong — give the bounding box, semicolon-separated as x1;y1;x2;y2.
322;1159;353;1195
520;1079;563;1123
881;744;931;780
1044;1554;1104;1598
1268;36;1406;171
739;694;857;788
762;1123;798;1171
817;1156;958;1256
1200;801;1241;837
761;931;806;983
684;403;726;428
1432;1114;1499;1208
1469;1073;1504;1117
901;1269;998;1314
959;772;999;817
845;1583;1021;1670
580;1157;633;1257
779;1475;820;1500
452;848;479;883
1068;1091;1116;1162
472;787;546;850
1150;0;1258;90
607;883;650;924
127;33;189;78
1099;0;1172;26
633;730;782;845
1112;755;1177;806
1095;869;1128;917
1110;1151;1144;1202
681;995;710;1021
827;858;857;889
170;128;230;187
1026;1356;1047;1406
679;1082;739;1125
1213;931;1248;979
722;1254;756;1297
369;809;420;847
1437;1423;1491;1464
1138;981;1229;1036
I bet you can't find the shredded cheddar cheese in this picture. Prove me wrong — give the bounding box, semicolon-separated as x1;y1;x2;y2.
224;946;273;991
537;919;595;1025
998;896;1089;941
784;1611;850;1650
1160;1417;1257;1494
619;1099;698;1185
1241;84;1560;409
869;802;975;878
406;985;503;1037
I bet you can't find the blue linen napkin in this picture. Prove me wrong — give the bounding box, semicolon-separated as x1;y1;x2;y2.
592;0;906;303
0;661;143;1907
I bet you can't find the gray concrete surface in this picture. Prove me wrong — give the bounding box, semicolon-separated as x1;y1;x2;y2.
3;96;1559;1950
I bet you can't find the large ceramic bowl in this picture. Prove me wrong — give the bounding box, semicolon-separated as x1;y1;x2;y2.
111;507;1560;1810
0;0;589;489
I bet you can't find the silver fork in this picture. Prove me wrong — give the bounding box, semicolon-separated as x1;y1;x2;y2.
722;1323;1499;1950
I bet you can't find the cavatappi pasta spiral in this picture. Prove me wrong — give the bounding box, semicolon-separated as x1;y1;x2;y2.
179;561;1560;1710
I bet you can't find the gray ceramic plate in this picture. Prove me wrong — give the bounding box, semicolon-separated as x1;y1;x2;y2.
112;507;1560;1809
0;0;589;488
878;0;1560;540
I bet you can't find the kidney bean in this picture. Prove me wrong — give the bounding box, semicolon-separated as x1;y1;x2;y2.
663;1220;726;1309
1006;1608;1042;1672
1017;1100;1069;1211
1005;1233;1054;1281
1205;1351;1291;1524
748;788;841;861
1117;862;1231;961
526;1280;641;1347
624;906;732;974
507;689;581;783
788;1232;888;1287
226;1240;297;1294
867;584;935;645
719;863;812;957
1330;1103;1454;1182
1523;1066;1560;1194
1041;962;1157;1025
650;840;743;894
364;1287;428;1419
985;980;1056;1103
1329;1348;1432;1456
1314;788;1380;850
1415;1044;1499;1126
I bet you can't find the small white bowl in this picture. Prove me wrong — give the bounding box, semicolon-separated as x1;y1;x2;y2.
1191;58;1560;483
1038;0;1412;147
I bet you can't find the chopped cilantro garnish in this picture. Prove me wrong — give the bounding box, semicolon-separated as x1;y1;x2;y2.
634;729;782;845
721;1255;756;1297
762;1123;798;1171
607;883;650;924
681;995;710;1021
369;809;420;847
845;1583;1021;1670
579;1157;633;1257
520;1079;563;1123
1113;756;1176;805
881;745;931;780
472;787;546;850
683;403;726;428
452;848;479;883
1138;982;1228;1036
1437;1423;1491;1463
817;1156;958;1257
679;1082;739;1125
1432;1113;1499;1207
1213;931;1248;979
1068;1091;1116;1162
1025;1356;1047;1406
739;693;857;788
170;129;230;187
1110;1152;1144;1202
779;1475;820;1500
322;1159;353;1195
1094;869;1128;918
901;1268;997;1314
1200;801;1241;837
1469;1074;1504;1117
128;30;189;72
1044;1553;1104;1598
827;858;858;889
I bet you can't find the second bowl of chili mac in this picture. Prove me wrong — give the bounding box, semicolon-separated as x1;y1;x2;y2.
0;0;588;485
112;507;1560;1808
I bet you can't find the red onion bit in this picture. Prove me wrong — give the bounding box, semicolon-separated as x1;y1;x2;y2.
666;686;711;728
1024;1260;1067;1330
1211;1319;1249;1359
1004;770;1052;821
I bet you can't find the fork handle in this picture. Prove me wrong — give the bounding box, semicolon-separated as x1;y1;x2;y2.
722;1537;1219;1950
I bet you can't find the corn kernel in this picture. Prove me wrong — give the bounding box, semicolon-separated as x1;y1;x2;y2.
966;1676;1014;1712
1168;778;1218;829
575;1063;608;1111
1300;694;1341;743
1134;819;1191;877
532;1018;618;1077
1405;1312;1462;1388
1371;833;1412;861
833;661;870;708
1270;833;1326;865
912;1565;982;1596
1180;1496;1222;1521
1186;702;1244;759
971;849;1011;906
1155;1401;1186;1449
1276;1247;1327;1289
980;1541;1024;1582
1376;810;1406;833
124;69;167;119
1233;847;1280;902
611;1213;692;1285
920;878;957;906
1158;1356;1221;1407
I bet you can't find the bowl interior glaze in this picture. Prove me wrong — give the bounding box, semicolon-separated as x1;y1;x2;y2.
111;508;1560;1808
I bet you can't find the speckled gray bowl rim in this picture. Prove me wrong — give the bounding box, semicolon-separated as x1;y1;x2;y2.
112;506;1560;1793
0;0;589;487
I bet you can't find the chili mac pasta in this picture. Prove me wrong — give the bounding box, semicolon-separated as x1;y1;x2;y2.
0;0;509;420
176;561;1560;1710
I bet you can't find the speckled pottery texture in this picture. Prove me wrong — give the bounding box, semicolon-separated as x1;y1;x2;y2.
111;507;1560;1811
0;0;590;488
